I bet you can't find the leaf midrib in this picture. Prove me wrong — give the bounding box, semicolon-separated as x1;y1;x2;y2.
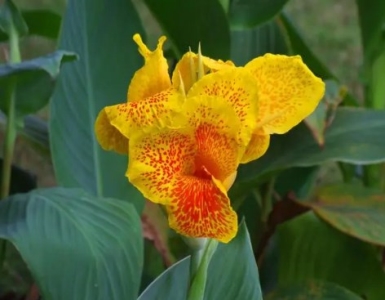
81;0;103;196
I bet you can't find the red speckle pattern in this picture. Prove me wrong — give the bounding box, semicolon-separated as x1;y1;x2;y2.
188;70;256;124
194;123;238;182
129;129;196;204
167;175;237;242
111;89;180;137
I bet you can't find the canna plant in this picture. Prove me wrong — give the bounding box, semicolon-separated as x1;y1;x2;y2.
0;0;385;299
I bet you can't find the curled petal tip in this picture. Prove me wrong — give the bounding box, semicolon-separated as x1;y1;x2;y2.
133;33;150;57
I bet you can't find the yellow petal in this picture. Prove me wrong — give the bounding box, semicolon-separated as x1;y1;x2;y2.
103;89;183;140
187;68;259;147
172;52;234;93
166;175;238;243
245;54;325;134
127;34;171;102
94;109;128;154
241;131;270;164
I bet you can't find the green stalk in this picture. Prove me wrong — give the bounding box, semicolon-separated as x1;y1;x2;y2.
0;25;21;268
187;238;218;300
1;25;21;198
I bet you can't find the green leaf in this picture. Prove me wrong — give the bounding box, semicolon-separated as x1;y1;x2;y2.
50;0;145;211
370;48;385;109
143;0;230;59
0;187;143;300
231;20;287;66
0;50;77;117
266;281;362;300
236;108;385;189
356;0;385;62
21;115;50;155
277;212;385;299
274;167;319;199
0;10;61;42
297;184;385;247
229;0;288;29
0;0;28;37
138;222;262;300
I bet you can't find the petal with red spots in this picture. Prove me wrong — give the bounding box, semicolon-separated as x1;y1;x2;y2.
245;54;325;134
187;68;259;144
127;127;196;205
102;89;183;141
166;176;238;243
177;96;244;181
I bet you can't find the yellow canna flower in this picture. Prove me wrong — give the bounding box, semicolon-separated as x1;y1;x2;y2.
127;68;260;243
94;33;325;243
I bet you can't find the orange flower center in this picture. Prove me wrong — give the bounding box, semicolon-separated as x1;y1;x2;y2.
193;164;212;180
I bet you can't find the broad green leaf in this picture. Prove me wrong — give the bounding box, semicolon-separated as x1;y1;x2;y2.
274;167;319;199
50;0;145;211
143;0;230;59
236;108;385;190
0;10;61;42
231;20;287;66
278;13;358;106
297;184;385;247
356;0;385;61
266;281;362;300
229;0;289;29
277;212;385;299
0;51;76;117
0;0;27;37
0;188;143;300
138;222;262;300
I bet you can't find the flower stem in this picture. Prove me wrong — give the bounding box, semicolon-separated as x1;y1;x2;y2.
187;238;218;300
1;25;20;199
0;25;21;269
